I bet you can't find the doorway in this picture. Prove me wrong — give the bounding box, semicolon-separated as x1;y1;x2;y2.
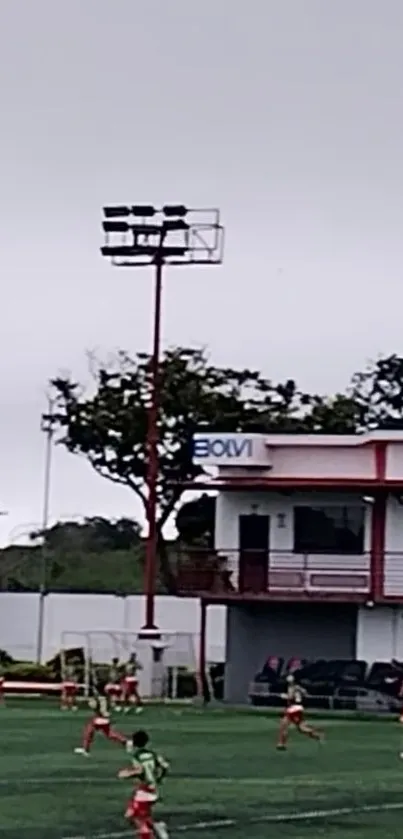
238;514;270;593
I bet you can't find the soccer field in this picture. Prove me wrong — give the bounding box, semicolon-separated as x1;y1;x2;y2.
2;703;403;839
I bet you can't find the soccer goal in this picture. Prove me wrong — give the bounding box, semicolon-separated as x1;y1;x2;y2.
60;630;199;700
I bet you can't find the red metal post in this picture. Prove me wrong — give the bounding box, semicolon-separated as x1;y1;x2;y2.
143;257;164;629
198;598;207;695
370;442;387;601
370;491;387;601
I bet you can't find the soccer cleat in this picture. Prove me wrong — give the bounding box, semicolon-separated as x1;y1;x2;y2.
154;822;169;839
74;747;89;756
276;744;286;750
135;706;144;714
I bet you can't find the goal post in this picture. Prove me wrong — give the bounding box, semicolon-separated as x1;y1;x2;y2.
60;630;201;700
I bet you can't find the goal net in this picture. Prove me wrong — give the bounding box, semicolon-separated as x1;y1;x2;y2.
60;630;200;700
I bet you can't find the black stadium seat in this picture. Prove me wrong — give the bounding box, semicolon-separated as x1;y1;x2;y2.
285;657;307;676
366;662;403;697
249;657;403;708
284;659;367;700
254;656;284;684
263;656;283;676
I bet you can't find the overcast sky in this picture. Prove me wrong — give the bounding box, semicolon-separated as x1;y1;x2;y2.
0;0;402;545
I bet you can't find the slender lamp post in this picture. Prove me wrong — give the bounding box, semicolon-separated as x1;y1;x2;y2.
101;205;224;632
36;396;54;662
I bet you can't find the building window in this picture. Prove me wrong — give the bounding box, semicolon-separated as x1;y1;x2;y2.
293;505;365;555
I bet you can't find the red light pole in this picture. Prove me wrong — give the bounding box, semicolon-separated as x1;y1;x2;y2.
101;205;224;632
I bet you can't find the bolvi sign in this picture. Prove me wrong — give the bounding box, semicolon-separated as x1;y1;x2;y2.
193;435;253;460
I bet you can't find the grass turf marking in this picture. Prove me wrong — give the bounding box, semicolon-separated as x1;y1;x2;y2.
62;800;403;839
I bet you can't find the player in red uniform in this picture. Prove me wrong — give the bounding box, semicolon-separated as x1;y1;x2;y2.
121;653;143;714
61;662;79;711
74;689;127;756
276;675;322;750
106;658;123;710
118;729;169;839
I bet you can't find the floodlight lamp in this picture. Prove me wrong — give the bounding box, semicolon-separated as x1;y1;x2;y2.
131;223;163;236
160;246;186;257
162;219;188;232
131;205;156;217
102;221;129;233
103;206;131;218
163;204;188;217
101;245;136;258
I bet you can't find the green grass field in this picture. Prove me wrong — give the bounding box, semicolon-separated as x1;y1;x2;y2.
2;702;403;839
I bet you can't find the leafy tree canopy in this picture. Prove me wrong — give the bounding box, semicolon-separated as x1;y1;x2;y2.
30;516;141;554
175;494;216;547
0;517;145;594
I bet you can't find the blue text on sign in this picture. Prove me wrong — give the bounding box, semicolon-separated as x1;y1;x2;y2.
193;437;253;459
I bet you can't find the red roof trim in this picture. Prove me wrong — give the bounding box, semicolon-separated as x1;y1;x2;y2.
177;477;403;491
178;591;370;605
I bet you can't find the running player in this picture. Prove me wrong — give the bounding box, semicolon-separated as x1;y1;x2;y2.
74;688;127;756
118;729;169;839
106;657;123;710
0;673;5;705
276;674;322;750
61;661;79;711
121;653;143;714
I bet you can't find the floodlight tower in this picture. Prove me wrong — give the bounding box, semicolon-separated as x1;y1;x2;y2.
100;205;224;632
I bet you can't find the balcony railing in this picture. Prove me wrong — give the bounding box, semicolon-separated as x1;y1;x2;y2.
382;552;403;598
175;548;372;599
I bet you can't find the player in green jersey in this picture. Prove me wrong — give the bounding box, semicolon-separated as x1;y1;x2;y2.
118;729;169;839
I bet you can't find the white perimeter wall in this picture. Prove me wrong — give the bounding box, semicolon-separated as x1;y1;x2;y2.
0;593;226;664
5;593;403;668
357;605;403;663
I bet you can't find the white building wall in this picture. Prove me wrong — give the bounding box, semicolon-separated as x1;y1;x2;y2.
0;593;226;664
216;491;372;591
267;446;374;479
356;605;403;663
385;443;403;479
383;496;403;596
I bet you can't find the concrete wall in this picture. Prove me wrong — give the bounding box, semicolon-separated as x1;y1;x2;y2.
0;593;226;664
224;602;358;703
356;605;403;663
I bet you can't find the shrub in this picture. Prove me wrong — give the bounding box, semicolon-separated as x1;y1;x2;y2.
0;649;14;666
1;662;54;682
46;647;85;680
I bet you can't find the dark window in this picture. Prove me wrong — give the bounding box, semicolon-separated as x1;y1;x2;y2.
293;505;365;555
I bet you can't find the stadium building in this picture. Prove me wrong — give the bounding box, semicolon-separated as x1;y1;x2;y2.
177;431;403;702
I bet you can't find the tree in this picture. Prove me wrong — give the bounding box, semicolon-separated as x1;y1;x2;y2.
350;354;403;430
0;517;145;594
30;517;142;554
47;347;323;590
175;494;216;547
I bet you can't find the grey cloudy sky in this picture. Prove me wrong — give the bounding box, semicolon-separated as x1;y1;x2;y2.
0;0;402;544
